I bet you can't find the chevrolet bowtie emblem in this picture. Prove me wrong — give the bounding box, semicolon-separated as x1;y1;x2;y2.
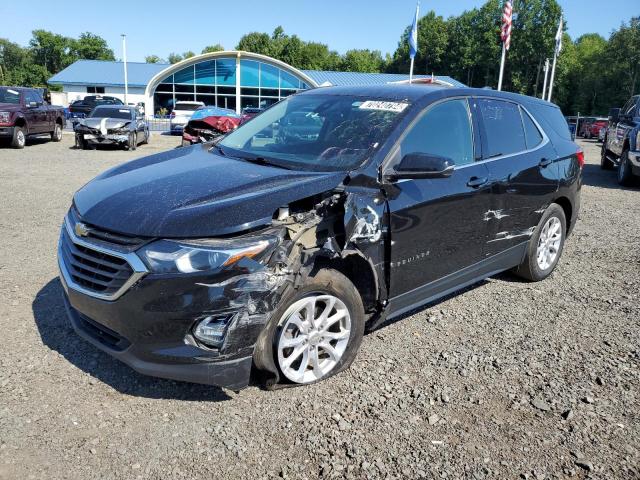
74;222;90;237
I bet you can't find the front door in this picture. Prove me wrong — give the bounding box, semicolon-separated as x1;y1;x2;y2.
385;98;492;302
475;98;560;256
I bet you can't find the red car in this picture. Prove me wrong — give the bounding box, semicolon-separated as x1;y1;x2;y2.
584;118;607;139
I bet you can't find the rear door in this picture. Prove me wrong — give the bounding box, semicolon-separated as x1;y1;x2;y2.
385;98;492;299
477;98;559;256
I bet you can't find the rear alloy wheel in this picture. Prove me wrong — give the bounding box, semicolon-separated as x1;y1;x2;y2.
600;142;614;170
51;123;63;142
513;203;566;282
617;147;634;186
11;126;25;149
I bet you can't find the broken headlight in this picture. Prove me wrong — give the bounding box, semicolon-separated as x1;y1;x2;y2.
138;235;278;274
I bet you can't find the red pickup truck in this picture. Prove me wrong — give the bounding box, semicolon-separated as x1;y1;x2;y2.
0;86;66;149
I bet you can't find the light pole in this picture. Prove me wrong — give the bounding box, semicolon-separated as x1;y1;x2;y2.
121;34;129;105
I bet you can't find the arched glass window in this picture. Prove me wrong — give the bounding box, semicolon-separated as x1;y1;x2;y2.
152;56;310;115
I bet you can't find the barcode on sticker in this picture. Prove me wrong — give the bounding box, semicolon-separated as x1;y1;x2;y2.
359;101;408;113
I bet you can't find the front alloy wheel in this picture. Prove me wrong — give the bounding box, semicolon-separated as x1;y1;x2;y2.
277;295;351;384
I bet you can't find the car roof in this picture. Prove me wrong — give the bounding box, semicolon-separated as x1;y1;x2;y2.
297;84;555;107
175;101;204;105
92;105;135;110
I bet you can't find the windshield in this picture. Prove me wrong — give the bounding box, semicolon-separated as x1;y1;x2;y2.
0;87;21;104
90;107;133;120
219;94;409;172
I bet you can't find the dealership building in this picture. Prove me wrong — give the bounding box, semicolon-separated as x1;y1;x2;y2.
48;51;463;114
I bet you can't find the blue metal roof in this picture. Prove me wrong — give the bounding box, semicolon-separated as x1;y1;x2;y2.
48;60;169;87
48;59;465;89
301;70;465;88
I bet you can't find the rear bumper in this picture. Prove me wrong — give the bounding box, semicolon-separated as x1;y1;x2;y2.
0;126;14;138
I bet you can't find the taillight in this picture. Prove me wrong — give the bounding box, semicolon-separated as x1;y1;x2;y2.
576;149;585;169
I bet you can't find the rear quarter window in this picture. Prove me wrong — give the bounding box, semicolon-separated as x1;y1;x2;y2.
478;99;526;157
528;103;572;141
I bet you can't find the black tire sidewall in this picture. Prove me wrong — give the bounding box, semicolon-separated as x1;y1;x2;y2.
259;268;365;386
526;204;567;281
618;148;632;185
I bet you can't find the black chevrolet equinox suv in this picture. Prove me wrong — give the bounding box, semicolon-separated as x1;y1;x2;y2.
59;85;582;390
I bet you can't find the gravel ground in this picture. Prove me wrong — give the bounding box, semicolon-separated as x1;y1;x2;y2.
0;134;638;480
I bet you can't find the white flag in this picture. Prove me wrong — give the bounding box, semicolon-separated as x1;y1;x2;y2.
554;18;563;55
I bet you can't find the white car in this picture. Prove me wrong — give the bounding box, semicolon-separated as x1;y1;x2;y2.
170;101;204;134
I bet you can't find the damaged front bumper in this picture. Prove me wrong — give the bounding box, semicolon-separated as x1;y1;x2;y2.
58;251;286;390
78;131;129;145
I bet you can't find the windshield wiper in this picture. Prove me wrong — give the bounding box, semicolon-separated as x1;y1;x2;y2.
235;155;291;170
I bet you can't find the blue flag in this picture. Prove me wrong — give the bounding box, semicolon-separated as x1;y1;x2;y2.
409;3;419;59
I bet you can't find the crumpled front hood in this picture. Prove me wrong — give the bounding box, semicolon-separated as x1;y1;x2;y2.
73;144;346;238
78;117;130;134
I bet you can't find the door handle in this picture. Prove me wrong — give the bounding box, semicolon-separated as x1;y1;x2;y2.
467;176;489;188
539;158;553;168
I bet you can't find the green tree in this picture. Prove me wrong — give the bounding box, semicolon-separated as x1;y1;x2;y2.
340;49;385;72
70;32;114;60
167;52;183;64
29;30;74;73
145;55;165;64
201;44;224;54
182;50;195;59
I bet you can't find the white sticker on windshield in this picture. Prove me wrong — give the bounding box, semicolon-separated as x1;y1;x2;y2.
359;100;408;113
119;109;130;113
7;89;19;95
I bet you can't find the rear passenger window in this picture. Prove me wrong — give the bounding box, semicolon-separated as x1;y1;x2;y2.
521;108;543;149
400;99;474;166
478;99;526;158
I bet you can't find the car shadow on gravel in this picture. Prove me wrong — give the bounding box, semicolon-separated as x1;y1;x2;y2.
581;164;639;190
33;278;232;402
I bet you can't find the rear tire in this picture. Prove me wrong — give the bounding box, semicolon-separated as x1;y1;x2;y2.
11;126;26;149
140;128;149;145
617;146;634;186
513;204;566;282
254;268;365;387
600;142;614;170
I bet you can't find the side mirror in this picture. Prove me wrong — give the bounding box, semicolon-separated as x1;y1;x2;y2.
386;153;455;181
608;108;621;123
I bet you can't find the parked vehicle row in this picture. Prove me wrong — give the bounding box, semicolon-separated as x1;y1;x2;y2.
58;85;582;391
68;95;124;118
601;94;640;185
0;86;65;148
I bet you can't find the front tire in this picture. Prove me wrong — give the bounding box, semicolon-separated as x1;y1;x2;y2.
11;126;25;149
617;147;634;186
51;123;62;142
257;268;365;387
513;204;566;282
126;132;137;151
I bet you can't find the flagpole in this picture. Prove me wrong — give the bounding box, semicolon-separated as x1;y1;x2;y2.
542;58;549;99
497;43;506;91
547;51;558;102
409;57;414;84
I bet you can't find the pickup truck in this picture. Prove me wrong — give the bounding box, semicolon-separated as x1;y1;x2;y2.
0;86;66;149
601;94;640;185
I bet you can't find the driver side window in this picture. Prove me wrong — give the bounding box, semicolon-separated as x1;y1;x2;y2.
400;99;474;167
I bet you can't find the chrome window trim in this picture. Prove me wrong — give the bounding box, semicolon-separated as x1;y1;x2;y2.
381;95;552;177
58;215;148;301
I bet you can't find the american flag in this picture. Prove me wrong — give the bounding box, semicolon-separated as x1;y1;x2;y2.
501;1;513;51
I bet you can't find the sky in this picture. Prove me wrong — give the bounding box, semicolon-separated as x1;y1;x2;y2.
0;0;636;63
